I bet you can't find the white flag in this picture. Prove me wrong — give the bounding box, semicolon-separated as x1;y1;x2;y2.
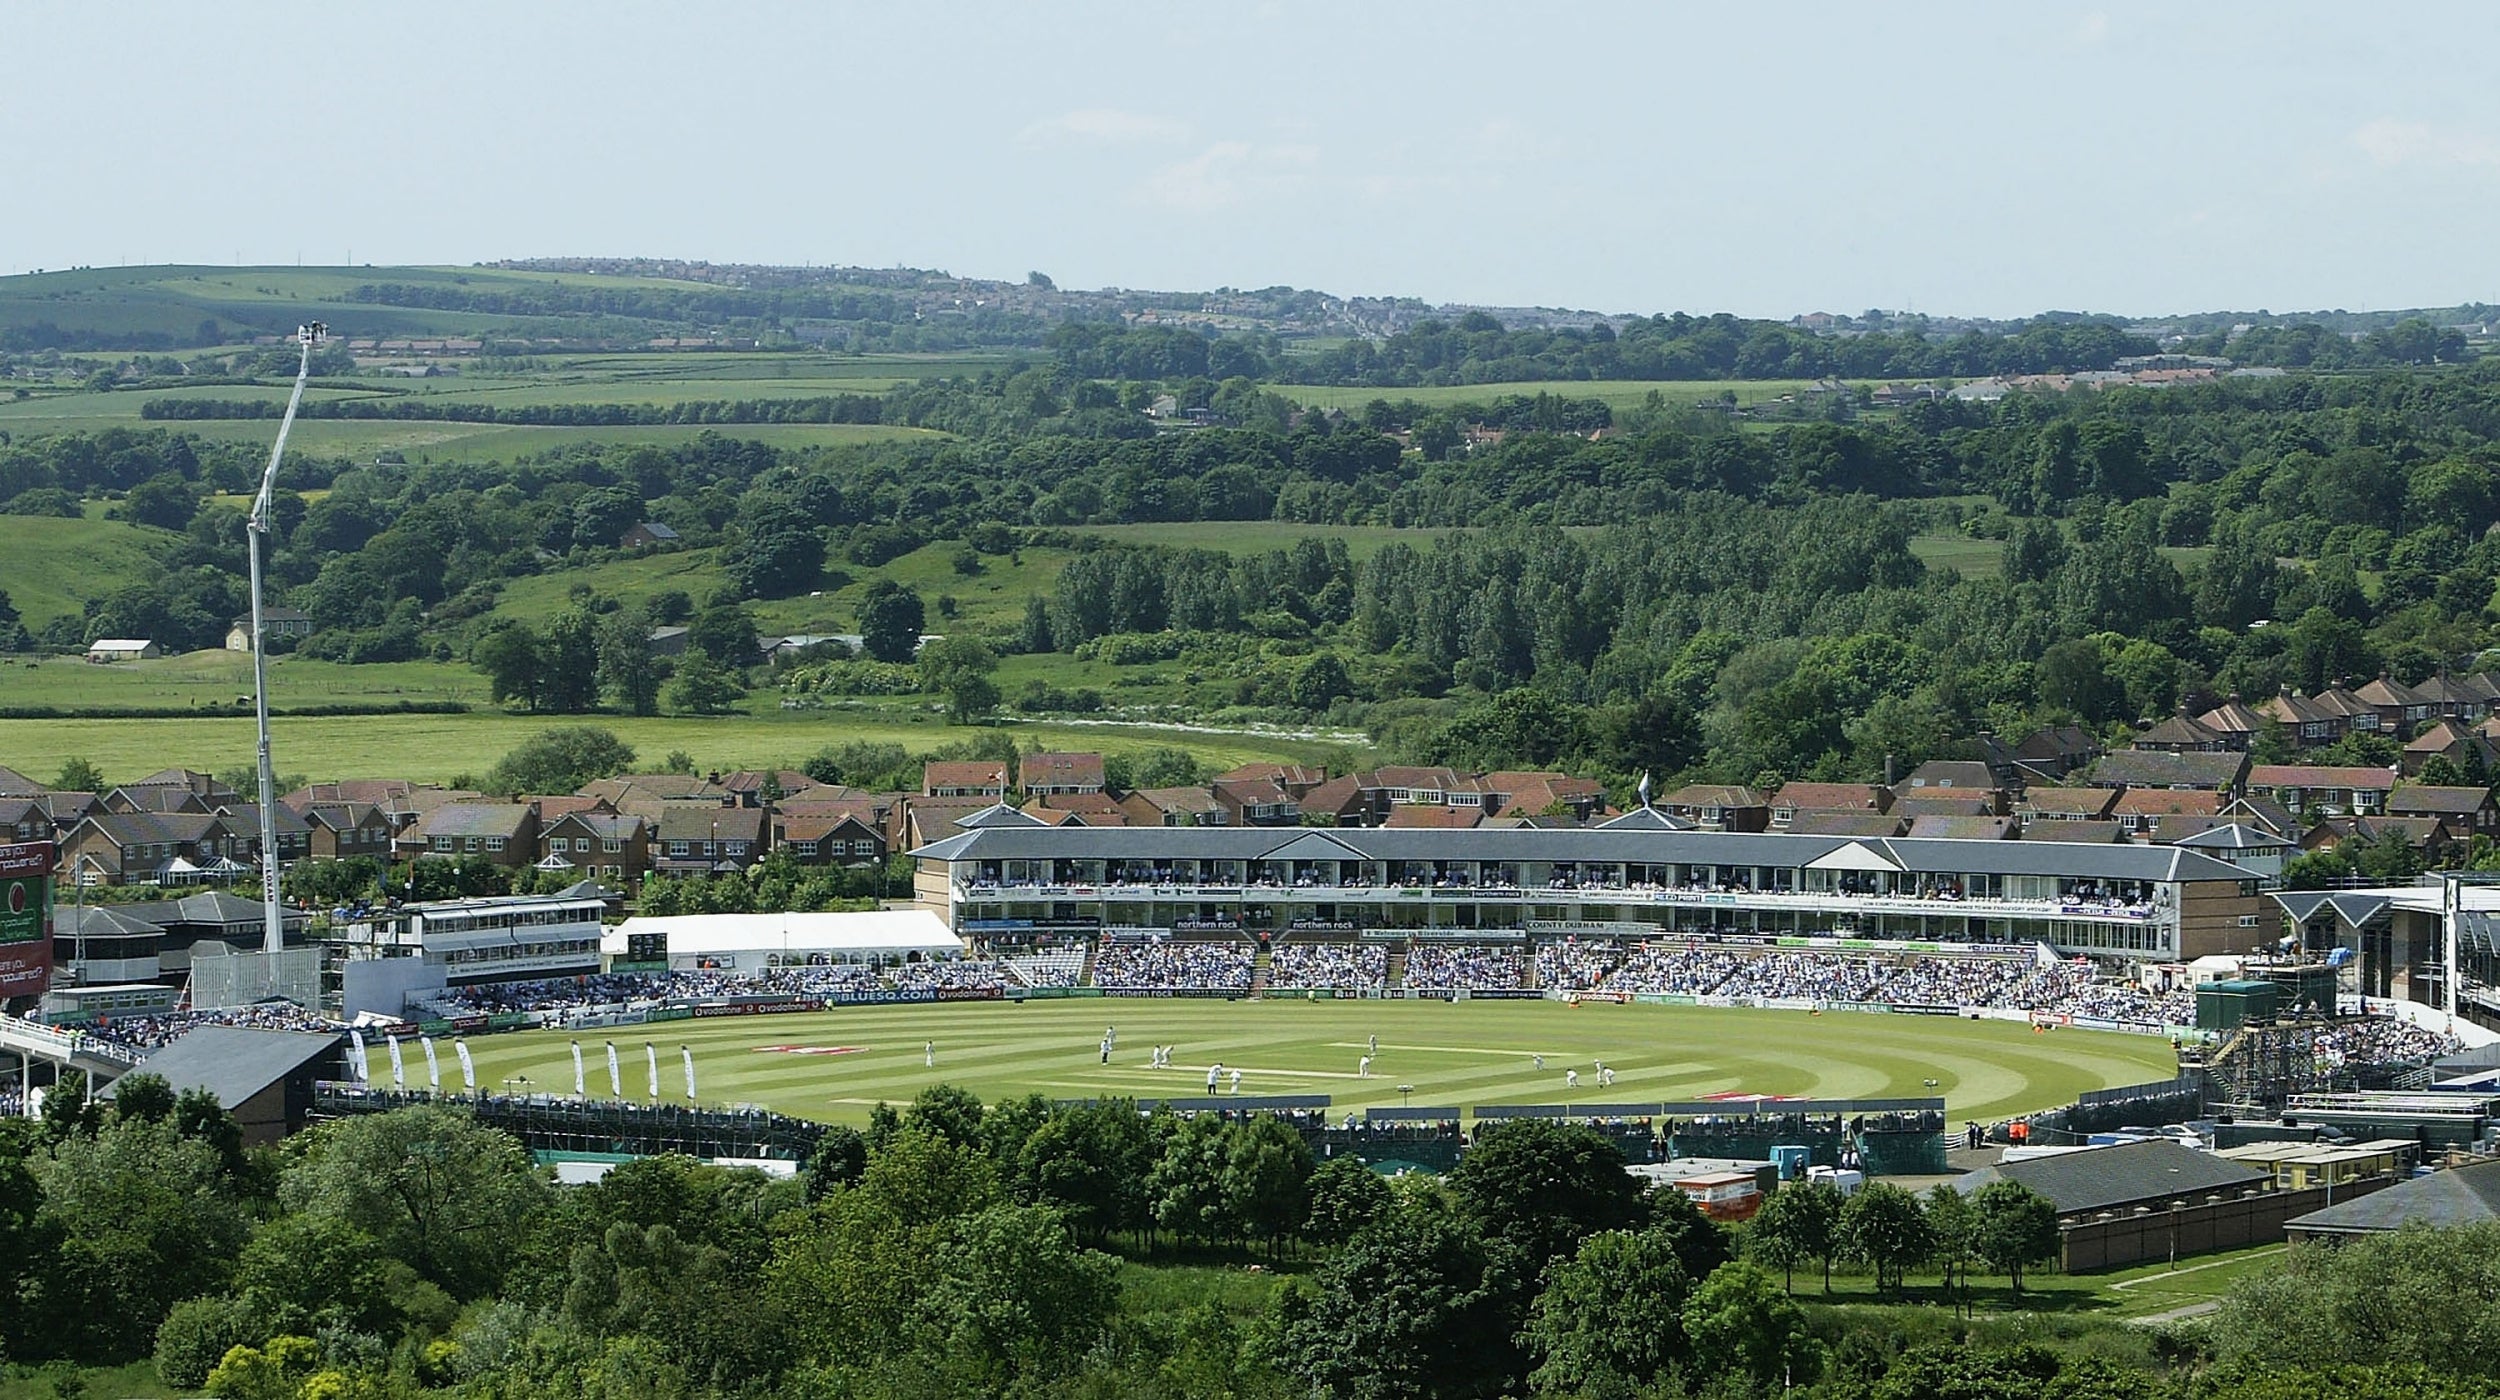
605;1042;622;1098
571;1041;586;1098
454;1037;476;1090
646;1043;660;1099
387;1034;405;1088
348;1030;370;1084
422;1035;441;1088
682;1045;696;1101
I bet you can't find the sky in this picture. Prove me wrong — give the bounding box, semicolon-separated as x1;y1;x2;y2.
8;2;2499;320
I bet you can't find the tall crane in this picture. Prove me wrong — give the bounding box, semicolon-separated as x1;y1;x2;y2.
247;322;323;955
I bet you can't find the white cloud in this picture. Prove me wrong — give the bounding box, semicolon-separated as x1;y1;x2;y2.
1014;108;1190;149
1131;141;1318;212
2072;11;2110;45
2350;117;2500;170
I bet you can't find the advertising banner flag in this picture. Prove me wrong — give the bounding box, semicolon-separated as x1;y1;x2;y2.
0;841;56;999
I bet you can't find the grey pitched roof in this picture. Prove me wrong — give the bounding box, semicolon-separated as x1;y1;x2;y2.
1954;1140;2266;1215
2287;1160;2500;1235
2170;823;2288;851
1596;806;1695;831
2090;750;2249;789
53;904;165;938
109;1025;343;1109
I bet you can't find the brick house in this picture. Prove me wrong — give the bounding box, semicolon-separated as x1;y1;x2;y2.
923;762;1010;799
410;803;540;869
540;811;651;883
773;812;888;867
654;804;767;875
295;802;397;863
1020;752;1107;797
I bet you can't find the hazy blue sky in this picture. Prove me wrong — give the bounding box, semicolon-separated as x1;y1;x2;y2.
9;3;2496;318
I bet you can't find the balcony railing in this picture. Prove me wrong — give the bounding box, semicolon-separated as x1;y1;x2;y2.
953;878;2163;923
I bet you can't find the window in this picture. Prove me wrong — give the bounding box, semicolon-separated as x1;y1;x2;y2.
851;839;876;856
432;836;453;851
603;838;622;853
790;840;817;857
485;837;506;852
669;841;690;857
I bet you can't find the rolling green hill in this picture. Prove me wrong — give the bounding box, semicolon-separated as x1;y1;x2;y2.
0;515;172;628
0;263;744;347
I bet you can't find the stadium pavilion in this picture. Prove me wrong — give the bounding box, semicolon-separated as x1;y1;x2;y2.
911;809;2268;963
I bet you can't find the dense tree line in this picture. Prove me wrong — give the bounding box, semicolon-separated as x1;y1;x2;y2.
3;1089;2485;1400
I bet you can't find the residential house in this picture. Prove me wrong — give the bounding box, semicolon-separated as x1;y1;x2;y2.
1120;787;1231;827
123;768;240;806
1211;762;1329;798
772;812;888;867
923;762;1010;799
294;803;396;863
211;801;314;867
1889;795;1999;822
1766;783;1891;830
1897;760;2011;811
2013;786;2119;828
2111;788;2224;836
575;773;727;817
223;607;314;651
2410;672;2497;724
2352;676;2437;738
1022;792;1135;827
2012;725;2103;781
538;811;651;883
647;625;691;658
652;804;766;876
2402;719;2497;777
1020;752;1107;797
1475;771;1608;821
104;783;212;816
0;797;52;844
84;639;160;662
1211;774;1304;827
2387;785;2500;837
2247;765;2396;817
0;766;42;798
2302;814;2462;864
2087;750;2249;795
717;770;818;808
2132;711;2230;753
2258;689;2348;749
410;803;540;869
61;811;246;887
1296;775;1367;827
1654;784;1770;833
621;522;681;549
1783;810;1908;837
2194;696;2270;752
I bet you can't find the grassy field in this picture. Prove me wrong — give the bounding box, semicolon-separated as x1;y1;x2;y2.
1272;379;1820;412
0;652;490;709
456;998;2176;1128
0;410;940;463
0;515;173;628
1909;533;2213;583
0;710;1359;789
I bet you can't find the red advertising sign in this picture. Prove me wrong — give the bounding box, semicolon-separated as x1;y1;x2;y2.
0;840;54;998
